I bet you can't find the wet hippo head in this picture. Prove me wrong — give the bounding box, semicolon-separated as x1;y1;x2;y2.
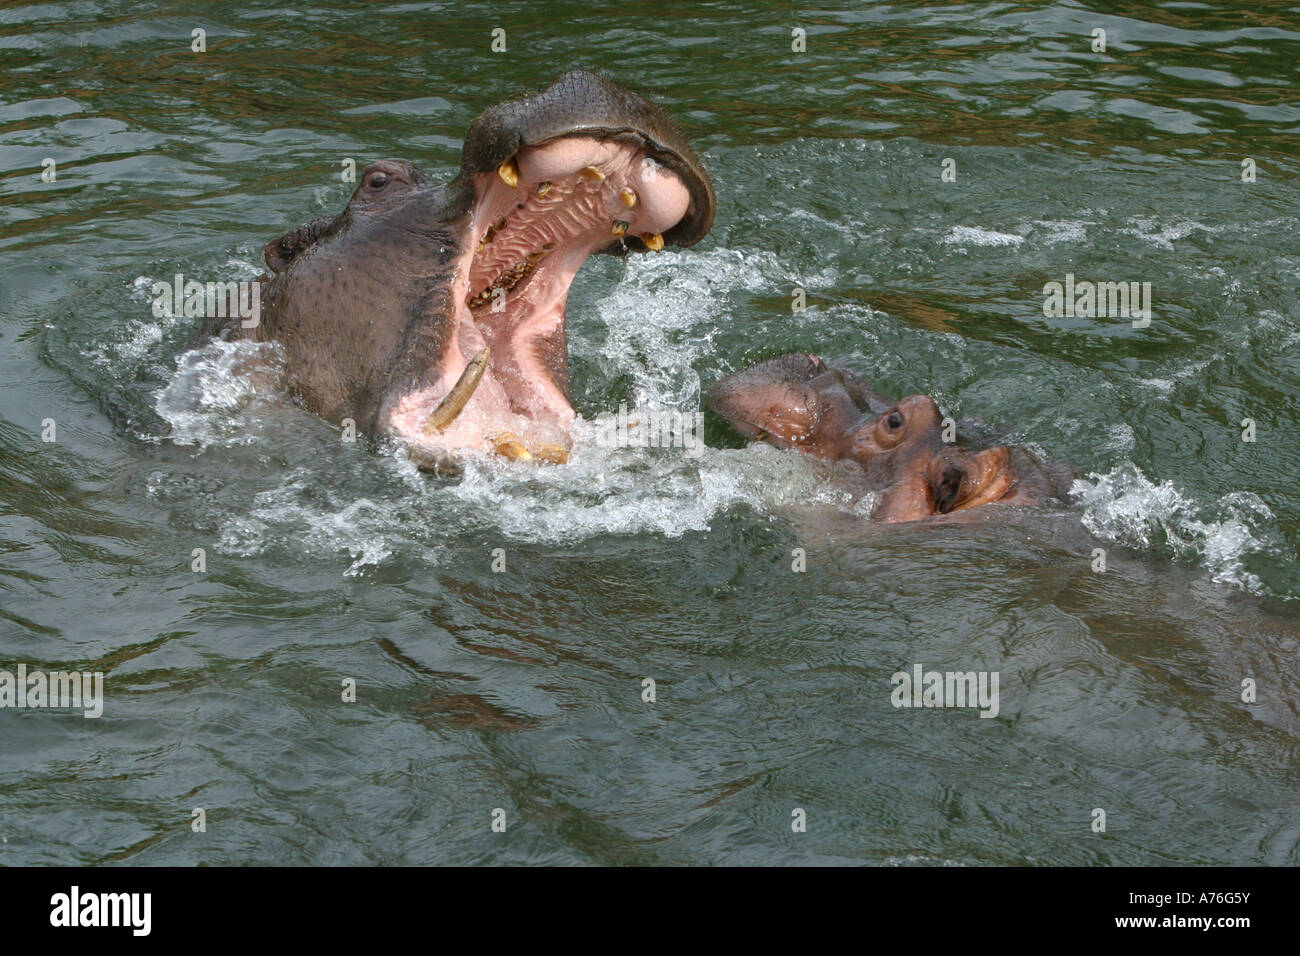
244;70;715;468
708;354;1071;522
704;353;896;455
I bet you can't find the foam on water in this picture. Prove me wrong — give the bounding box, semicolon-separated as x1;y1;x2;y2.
166;427;848;574
1026;219;1092;244
591;246;836;404
154;336;286;448
79;275;192;374
1073;463;1281;594
439;425;852;544
148;247;1285;597
147;246;856;568
942;225;1024;247
1119;216;1222;250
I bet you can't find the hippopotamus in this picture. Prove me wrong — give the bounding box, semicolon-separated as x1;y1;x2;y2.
707;353;1074;523
199;70;714;469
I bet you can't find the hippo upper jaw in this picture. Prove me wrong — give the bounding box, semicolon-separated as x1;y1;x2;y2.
705;353;894;456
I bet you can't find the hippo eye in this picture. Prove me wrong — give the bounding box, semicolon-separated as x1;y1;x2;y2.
886;411;904;430
368;171;389;189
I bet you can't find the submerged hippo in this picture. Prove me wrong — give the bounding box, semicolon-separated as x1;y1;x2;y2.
199;70;714;468
707;354;1074;523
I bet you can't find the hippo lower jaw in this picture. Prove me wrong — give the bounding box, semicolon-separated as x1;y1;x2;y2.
385;134;693;467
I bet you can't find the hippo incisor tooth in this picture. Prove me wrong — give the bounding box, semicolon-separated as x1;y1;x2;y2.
641;233;665;251
619;187;637;208
424;346;490;433
535;444;568;465
611;220;629;237
536;181;552;197
579;165;605;181
497;159;519;187
493;433;532;461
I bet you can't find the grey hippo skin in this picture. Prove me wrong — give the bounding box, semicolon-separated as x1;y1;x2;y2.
707;353;1075;523
198;70;715;470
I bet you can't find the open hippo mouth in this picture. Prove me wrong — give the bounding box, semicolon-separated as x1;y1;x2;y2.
380;71;714;468
239;70;713;471
388;126;708;465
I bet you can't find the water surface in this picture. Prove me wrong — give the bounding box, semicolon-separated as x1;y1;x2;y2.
2;1;1299;864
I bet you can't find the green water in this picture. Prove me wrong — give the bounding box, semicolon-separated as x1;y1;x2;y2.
2;1;1299;864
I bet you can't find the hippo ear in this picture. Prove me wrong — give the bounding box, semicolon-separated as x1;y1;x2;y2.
929;458;967;514
264;216;335;273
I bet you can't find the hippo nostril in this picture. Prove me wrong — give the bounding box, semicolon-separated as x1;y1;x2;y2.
932;463;966;513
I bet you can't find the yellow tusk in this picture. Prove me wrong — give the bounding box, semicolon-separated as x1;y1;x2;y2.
425;347;490;432
497;159;519;187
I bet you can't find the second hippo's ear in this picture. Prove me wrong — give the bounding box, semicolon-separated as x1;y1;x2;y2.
264;216;335;273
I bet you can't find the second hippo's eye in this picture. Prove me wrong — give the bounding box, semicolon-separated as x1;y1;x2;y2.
368;171;389;189
886;411;904;430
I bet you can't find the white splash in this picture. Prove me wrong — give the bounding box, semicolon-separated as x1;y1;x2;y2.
592;247;834;408
1026;219;1091;244
942;225;1024;247
154;337;286;448
1073;463;1278;594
